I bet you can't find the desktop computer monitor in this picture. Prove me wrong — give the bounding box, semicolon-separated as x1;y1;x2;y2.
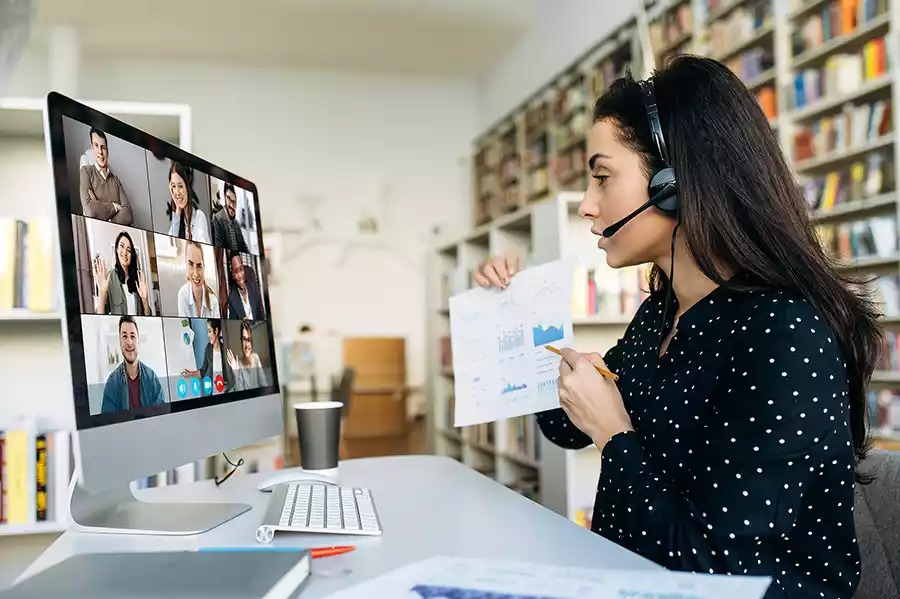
44;92;283;534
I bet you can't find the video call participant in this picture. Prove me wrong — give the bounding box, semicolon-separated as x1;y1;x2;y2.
93;231;150;316
212;183;250;253
227;252;264;320
227;321;268;391
79;128;133;225
177;241;220;318
181;318;232;393
101;316;167;414
167;162;210;243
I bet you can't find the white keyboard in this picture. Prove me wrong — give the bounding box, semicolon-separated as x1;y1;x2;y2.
256;482;383;544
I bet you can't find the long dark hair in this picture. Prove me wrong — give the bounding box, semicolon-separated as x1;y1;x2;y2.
113;231;139;294
593;55;882;482
167;161;200;239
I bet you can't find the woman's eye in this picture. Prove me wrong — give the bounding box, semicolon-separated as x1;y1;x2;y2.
593;175;608;186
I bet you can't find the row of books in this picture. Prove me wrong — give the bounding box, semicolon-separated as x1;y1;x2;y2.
792;39;891;111
868;389;900;436
572;263;651;319
0;218;56;313
708;0;772;59
871;274;900;318
815;214;897;262
649;1;693;52
801;151;894;211
722;47;774;85
791;0;888;58
757;86;777;121
0;425;70;526
468;422;495;448
794;98;893;162
876;331;900;372
507;416;541;464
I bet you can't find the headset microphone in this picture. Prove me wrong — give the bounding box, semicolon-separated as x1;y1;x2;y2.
600;167;678;238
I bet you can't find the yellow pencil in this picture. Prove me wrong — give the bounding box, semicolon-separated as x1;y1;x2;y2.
545;345;619;381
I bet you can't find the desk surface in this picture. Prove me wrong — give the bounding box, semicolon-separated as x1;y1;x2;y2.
21;455;659;597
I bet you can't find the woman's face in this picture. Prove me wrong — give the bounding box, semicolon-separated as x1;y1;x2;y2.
116;236;133;270
186;244;204;291
170;170;188;210
578;119;676;269
207;322;216;345
241;328;253;359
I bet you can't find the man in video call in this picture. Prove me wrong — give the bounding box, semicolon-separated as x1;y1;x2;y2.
212;183;250;253
228;251;264;320
79;128;134;225
101;316;167;413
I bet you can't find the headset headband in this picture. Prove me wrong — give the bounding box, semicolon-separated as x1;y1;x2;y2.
639;78;670;166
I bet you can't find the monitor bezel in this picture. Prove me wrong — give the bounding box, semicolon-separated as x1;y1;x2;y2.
45;91;281;431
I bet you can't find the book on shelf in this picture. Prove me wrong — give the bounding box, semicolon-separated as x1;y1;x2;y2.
0;423;71;527
801;150;894;211
439;335;452;372
0;217;57;314
507;415;541;463
792;35;891;111
649;2;694;55
469;422;495;448
876;331;900;371
572;262;650;319
791;0;889;58
814;213;897;262
868;389;900;437
574;506;593;530
794;96;893;162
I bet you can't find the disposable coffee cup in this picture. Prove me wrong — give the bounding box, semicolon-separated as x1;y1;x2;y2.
294;401;343;475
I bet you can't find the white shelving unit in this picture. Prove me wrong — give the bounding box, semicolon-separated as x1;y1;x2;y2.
428;0;900;528
0;95;191;536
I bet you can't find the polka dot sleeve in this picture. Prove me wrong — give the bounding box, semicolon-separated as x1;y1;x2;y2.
536;334;630;450
595;298;859;597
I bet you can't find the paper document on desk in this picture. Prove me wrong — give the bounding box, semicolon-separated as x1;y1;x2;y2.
448;258;576;427
323;555;772;599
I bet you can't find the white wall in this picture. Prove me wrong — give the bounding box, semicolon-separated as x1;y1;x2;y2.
4;52;478;399
475;0;638;130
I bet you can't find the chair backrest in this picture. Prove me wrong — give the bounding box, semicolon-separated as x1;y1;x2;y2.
854;448;900;598
331;367;355;416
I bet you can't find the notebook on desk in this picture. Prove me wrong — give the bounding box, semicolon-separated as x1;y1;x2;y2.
1;550;311;599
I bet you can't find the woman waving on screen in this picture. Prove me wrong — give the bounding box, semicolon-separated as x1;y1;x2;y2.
476;56;881;599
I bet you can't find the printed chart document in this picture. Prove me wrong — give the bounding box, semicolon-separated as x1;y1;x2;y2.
323;555;772;599
449;258;576;427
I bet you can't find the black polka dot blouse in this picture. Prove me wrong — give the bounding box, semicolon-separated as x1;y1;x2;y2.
537;285;860;599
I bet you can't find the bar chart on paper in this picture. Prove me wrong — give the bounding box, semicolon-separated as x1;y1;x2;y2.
448;259;576;426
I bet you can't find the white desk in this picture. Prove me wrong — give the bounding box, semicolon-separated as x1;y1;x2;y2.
20;455;660;597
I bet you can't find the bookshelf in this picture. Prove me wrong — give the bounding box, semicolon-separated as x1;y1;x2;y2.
428;0;900;527
0;96;195;536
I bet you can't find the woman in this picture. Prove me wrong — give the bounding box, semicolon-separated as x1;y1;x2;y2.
227;321;268;391
176;241;220;318
167;161;210;243
94;230;150;315
476;56;880;599
182;318;231;393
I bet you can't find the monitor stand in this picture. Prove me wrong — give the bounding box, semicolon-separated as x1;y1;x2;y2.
69;479;252;535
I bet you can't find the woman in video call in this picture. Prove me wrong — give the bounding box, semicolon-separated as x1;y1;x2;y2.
227;321;268;391
167;161;210;244
93;230;150;316
177;241;220;318
475;56;880;599
182;318;231;391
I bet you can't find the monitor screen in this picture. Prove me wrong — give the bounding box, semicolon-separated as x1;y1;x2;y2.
46;94;279;430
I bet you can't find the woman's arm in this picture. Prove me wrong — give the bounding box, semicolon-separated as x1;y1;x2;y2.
535;298;644;450
593;299;853;574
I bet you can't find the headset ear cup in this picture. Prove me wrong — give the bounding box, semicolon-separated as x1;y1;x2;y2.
648;167;678;217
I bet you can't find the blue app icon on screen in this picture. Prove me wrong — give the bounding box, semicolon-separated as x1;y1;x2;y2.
177;379;188;399
202;376;213;395
191;378;201;396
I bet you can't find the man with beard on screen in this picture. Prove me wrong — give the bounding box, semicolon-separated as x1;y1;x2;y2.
212;183;249;253
100;316;167;414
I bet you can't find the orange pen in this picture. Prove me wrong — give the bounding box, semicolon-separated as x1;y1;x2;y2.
310;546;355;558
545;345;619;381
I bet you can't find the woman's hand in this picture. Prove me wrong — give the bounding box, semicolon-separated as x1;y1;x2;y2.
137;269;149;301
558;347;633;451
474;255;522;290
227;349;240;370
94;257;109;301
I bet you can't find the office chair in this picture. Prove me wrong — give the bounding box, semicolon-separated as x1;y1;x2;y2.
854;449;900;598
331;367;355;459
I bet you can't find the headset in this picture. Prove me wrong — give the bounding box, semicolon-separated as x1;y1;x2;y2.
600;77;679;238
